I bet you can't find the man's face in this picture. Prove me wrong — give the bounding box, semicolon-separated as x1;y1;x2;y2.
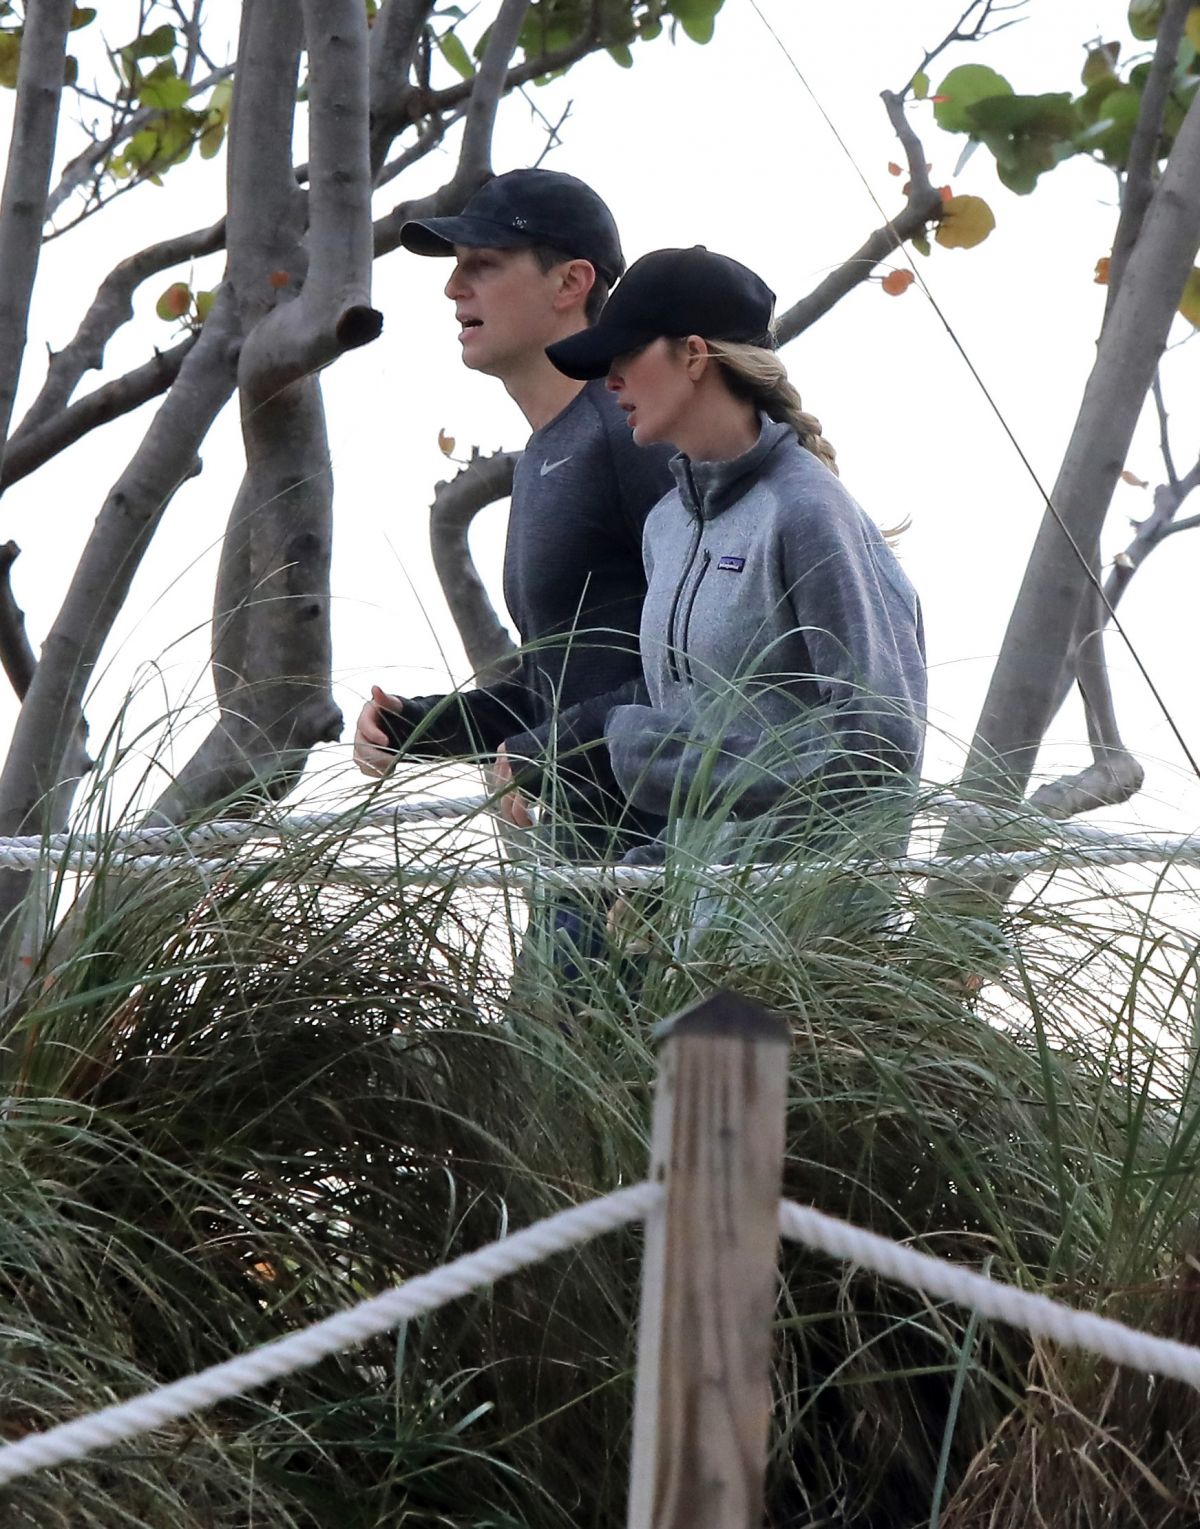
443;245;563;377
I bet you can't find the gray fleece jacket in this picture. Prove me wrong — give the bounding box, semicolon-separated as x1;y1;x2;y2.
606;418;927;862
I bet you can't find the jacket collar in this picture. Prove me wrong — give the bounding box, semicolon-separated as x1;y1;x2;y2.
670;415;792;521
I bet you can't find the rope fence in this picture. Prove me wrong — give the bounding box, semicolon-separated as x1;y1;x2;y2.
5;992;1200;1513
7;1178;1200;1491
1;787;1198;890
0;1182;660;1488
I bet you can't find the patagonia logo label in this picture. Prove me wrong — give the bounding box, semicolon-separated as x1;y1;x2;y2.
718;555;746;572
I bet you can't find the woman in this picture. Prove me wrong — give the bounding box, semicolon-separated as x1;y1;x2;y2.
544;246;927;886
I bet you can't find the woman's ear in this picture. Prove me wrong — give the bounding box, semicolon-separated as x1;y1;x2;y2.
682;334;711;381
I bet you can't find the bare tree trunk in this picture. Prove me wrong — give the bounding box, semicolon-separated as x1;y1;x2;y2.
148;0;381;824
948;85;1200;821
0;0;74;472
429;451;520;683
0;290;240;941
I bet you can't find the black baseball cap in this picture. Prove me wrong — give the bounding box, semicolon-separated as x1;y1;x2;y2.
545;246;776;381
400;168;625;286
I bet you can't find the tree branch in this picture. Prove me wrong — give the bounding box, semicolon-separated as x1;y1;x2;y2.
1040;444;1200;730
1151;368;1179;487
0;0;75;477
1104;0;1190;322
1029;586;1144;818
372;29;587;255
1163;504;1200;536
429;449;520;683
0;285;239;871
898;0;1027;101
234;0;382;402
44;66;236;222
368;0;437;179
457;0;532;182
420;23;604;117
947;83;1200;819
775;91;943;343
151;0;381;823
375;108;464;189
12;219;225;442
1;338;196;493
0;541;36;700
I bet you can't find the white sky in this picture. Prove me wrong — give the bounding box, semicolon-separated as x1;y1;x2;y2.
2;0;1198;831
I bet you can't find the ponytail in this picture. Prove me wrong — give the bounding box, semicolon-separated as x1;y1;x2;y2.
704;339;839;477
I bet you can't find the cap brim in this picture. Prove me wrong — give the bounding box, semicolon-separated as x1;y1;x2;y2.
399;215;536;258
545;325;653;381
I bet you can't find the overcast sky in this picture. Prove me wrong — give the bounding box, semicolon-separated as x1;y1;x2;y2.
2;0;1197;832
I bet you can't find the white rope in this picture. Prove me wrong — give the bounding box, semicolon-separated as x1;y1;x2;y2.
3;788;1191;870
9;833;1200;892
1;793;489;857
0;1181;659;1488
8;1183;1200;1488
779;1198;1200;1392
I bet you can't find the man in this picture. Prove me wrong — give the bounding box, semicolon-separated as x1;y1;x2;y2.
354;169;674;916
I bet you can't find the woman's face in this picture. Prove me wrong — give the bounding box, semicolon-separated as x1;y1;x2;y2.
605;338;695;448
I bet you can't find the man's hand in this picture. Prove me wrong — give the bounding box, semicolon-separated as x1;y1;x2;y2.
354;685;406;778
488;742;534;829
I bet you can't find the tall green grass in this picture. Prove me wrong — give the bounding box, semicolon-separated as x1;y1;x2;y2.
1;753;1199;1526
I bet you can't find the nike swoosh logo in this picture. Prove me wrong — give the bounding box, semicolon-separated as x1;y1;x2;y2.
539;456;573;476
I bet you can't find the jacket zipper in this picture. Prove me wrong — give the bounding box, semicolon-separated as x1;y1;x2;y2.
665;520;702;683
677;549;712;684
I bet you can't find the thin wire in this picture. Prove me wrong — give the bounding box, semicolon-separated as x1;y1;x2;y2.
749;0;1200;783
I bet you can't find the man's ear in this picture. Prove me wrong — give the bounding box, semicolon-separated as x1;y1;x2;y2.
553;258;597;314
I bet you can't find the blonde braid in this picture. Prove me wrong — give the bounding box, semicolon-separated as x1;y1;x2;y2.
705;339;839;477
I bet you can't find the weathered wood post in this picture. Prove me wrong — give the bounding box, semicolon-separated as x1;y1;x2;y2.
627;989;790;1529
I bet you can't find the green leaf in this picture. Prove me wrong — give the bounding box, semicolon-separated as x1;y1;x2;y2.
1077;83;1141;165
0;32;20;90
1081;41;1120;88
911;233;931;257
932;64;1013;134
671;0;724;46
513;17;577;61
640;16;663;39
194;289;216;323
607;41;633;67
69;7;96;29
63;53;77;86
199;119;225;158
122;22;176;61
965;92;1077;138
123;127;161;169
1077;76;1122;127
137;61;190;110
1127;0;1165;40
437;29;473;79
912;70;929;100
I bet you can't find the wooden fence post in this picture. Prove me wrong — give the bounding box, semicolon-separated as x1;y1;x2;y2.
627;989;790;1529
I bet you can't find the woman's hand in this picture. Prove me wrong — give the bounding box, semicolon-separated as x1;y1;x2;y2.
488;743;535;829
607;892;656;953
606;895;630;938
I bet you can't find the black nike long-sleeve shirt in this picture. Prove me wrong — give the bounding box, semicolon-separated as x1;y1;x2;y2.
383;380;675;850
